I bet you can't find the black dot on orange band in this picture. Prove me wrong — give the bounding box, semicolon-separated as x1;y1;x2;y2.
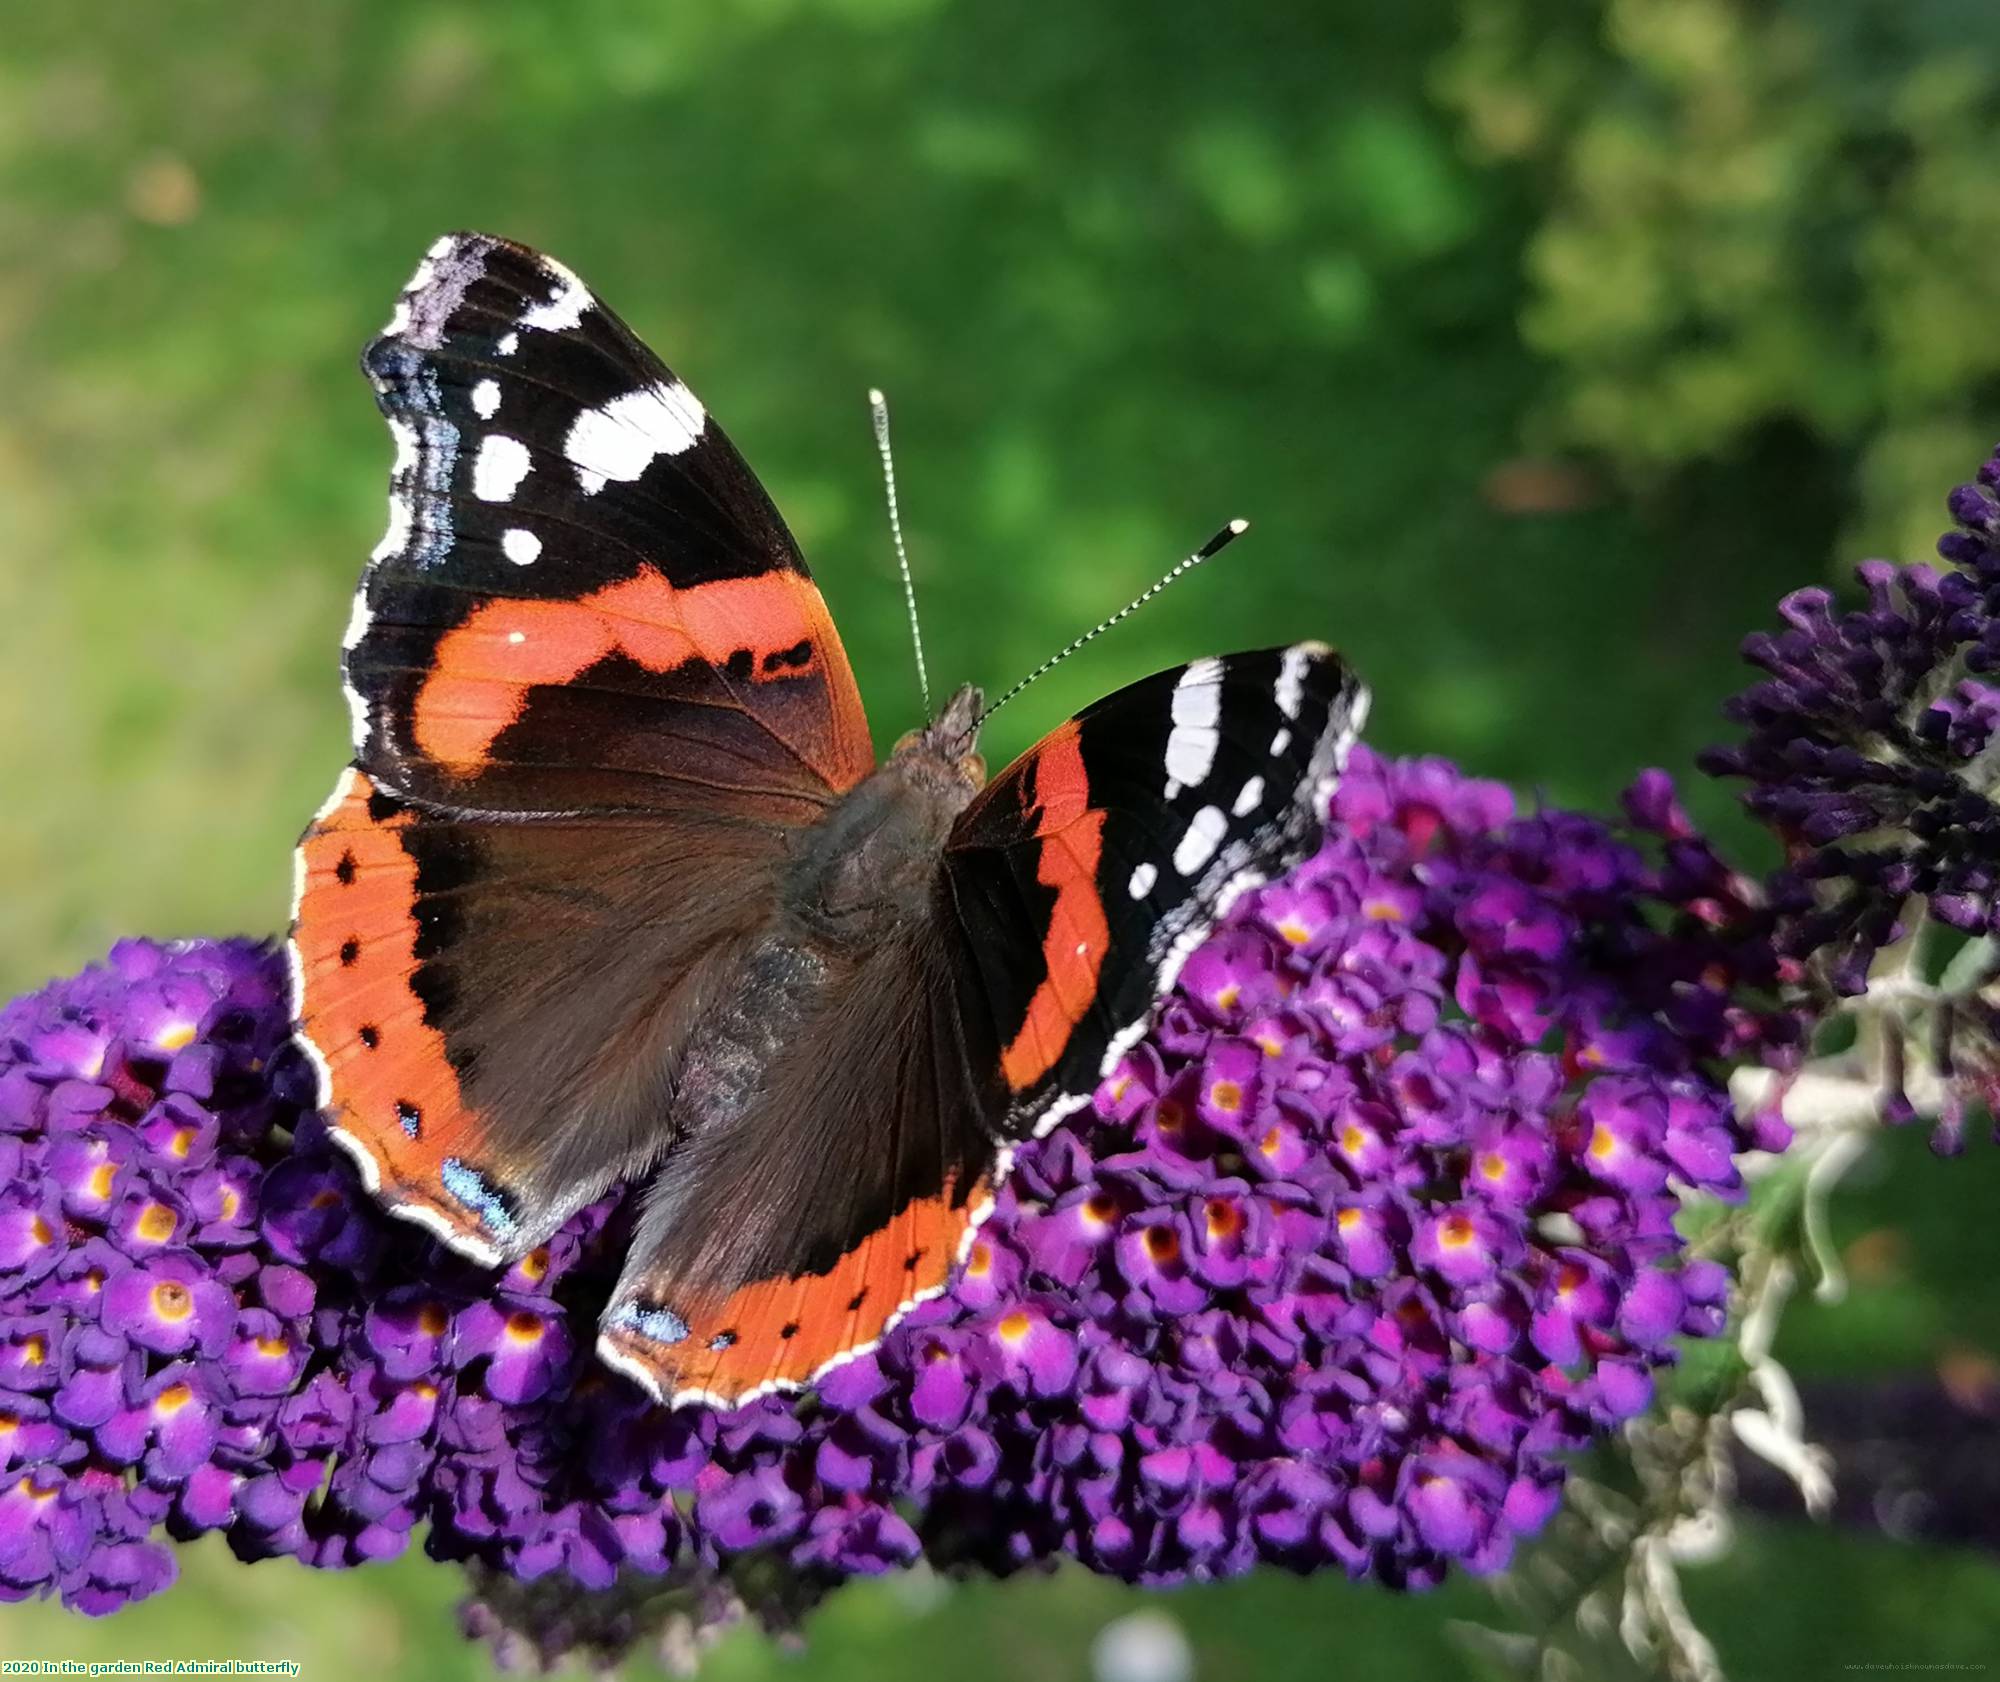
709;1329;737;1351
779;1322;799;1340
846;1289;867;1312
339;938;360;967
358;1025;380;1049
903;1249;926;1271
335;852;357;885
761;638;813;674
724;648;754;681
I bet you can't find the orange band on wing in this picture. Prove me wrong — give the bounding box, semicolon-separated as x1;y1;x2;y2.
293;771;491;1238
410;565;869;786
602;1179;989;1405
998;720;1108;1092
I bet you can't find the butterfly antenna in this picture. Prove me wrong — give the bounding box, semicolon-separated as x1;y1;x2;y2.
981;518;1250;722
869;387;931;717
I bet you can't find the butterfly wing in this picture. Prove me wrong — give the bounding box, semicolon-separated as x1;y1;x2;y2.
291;233;873;1263
951;642;1370;1136
597;643;1368;1405
599;916;1005;1406
344;231;871;816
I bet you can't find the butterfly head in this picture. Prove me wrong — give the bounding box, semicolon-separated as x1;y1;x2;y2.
893;682;986;791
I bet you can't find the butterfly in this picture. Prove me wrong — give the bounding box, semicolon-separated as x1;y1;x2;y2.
287;232;1370;1408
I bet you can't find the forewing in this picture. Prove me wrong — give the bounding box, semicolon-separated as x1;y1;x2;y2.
344;231;873;816
947;642;1370;1136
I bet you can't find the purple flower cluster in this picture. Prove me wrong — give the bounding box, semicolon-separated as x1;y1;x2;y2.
0;751;1780;1628
1703;444;2000;996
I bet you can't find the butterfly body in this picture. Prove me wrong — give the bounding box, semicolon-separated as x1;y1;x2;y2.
290;233;1369;1407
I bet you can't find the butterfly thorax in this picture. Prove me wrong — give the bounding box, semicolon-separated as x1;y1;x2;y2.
656;685;987;1219
782;682;986;945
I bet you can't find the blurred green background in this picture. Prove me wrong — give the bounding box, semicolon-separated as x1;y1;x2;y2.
3;0;1998;1676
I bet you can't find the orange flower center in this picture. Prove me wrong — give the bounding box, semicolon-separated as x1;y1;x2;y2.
1143;1227;1180;1265
136;1204;178;1243
519;1248;551;1282
417;1304;450;1338
154;1382;195;1417
1336;1208;1364;1233
504;1311;544;1346
28;1215;52;1247
996;1310;1033;1344
1083;1193;1119;1227
1205;1200;1243;1241
1478;1153;1509;1183
1208;1079;1243;1114
155;1022;197;1052
1439;1215;1476;1249
1587;1124;1618;1161
150;1281;194;1322
86;1162;116;1201
1259;1126;1284;1158
966;1241;993;1278
255;1336;290;1359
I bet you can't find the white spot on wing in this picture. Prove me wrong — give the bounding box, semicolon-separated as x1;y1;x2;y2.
506;630;525;644
565;382;707;490
1270;727;1291;757
1276;645;1312;719
1232;776;1264;817
388;417;419;480
472;434;531;502
496;331;519;357
518;256;592;333
471;378;500;419
501;528;541;566
1173;805;1228;876
1128;861;1158;900
1164;656;1223;797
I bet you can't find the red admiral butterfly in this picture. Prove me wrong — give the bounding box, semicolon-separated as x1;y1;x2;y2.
288;233;1369;1407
